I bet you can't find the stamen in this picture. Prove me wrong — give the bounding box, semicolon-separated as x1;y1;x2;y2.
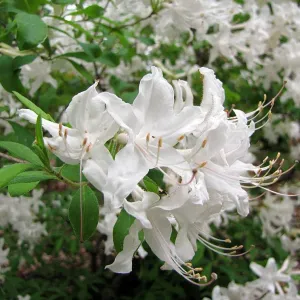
177;135;185;141
198;162;207;168
64;128;68;138
82;137;88;146
201;139;207;148
86;143;92;153
59;123;63;137
155;137;163;166
146;133;150;151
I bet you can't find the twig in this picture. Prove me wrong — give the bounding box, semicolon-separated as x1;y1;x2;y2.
0;152;26;164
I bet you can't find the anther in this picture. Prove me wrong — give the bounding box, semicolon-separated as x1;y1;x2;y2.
198;162;207;168
177;135;185;141
211;273;218;280
158;137;163;148
185;263;192;267
82;137;88;146
225;239;231;243
86;143;92;153
64;128;68;138
201;139;207;148
59;123;63;137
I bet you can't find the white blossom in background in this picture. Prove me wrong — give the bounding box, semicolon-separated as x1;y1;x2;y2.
207;258;299;300
17;295;31;300
20;57;57;96
258;187;299;238
0;190;46;246
0;238;9;281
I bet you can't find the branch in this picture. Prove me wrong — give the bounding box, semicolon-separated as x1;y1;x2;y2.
0;152;26;163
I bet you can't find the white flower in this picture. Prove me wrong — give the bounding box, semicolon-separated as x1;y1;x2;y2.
87;66;200;209
19;82;118;170
250;258;291;294
106;189;218;285
0;238;9;276
20;57;57;96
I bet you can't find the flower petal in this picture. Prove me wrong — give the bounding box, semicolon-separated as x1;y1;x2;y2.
106;220;142;273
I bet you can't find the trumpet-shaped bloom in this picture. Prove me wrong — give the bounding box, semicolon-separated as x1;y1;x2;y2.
88;67;200;209
19;82;118;168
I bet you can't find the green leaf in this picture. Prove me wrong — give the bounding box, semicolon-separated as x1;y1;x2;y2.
69;186;99;242
0;141;43;166
98;52;120;67
0;55;24;92
66;59;94;82
69;4;104;19
113;209;135;253
143;176;159;193
60;164;87;182
0;106;9;113
9;121;35;147
13;91;54;121
34;114;50;168
12;55;37;70
15;12;48;50
0;163;34;188
79;42;101;59
8;181;39;196
9;171;56;184
51;0;76;4
35;115;44;148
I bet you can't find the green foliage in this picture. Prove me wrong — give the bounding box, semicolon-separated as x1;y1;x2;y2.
0;141;43;166
13;92;54;121
69;186;99;242
0;163;33;188
8;181;39;196
113;208;135;253
15;12;48;50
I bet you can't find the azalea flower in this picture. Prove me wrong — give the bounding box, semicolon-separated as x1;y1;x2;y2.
106;189;217;285
18;82;118;169
88;66;200;209
250;258;291;294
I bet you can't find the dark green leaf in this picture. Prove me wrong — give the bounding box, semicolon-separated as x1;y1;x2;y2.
0;141;43;166
79;42;102;59
51;0;76;4
12;55;37;70
0;163;34;188
9;121;35;147
69;4;104;19
13;91;54;121
8;181;39;196
0;56;24;92
15;12;48;50
69;186;99;242
66;59;94;82
98;52;120;67
9;171;56;184
143;176;159;193
113;209;135;253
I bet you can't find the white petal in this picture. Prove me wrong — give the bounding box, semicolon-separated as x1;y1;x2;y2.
124;192;159;229
199;67;225;113
102;143;149;208
65;82;99;133
175;226;195;262
106;220;142;273
82;144;114;191
250;262;265;277
99;92;141;138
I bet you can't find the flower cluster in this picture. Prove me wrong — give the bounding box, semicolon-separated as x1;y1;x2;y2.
18;66;291;285
206;257;299;300
0;190;47;246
